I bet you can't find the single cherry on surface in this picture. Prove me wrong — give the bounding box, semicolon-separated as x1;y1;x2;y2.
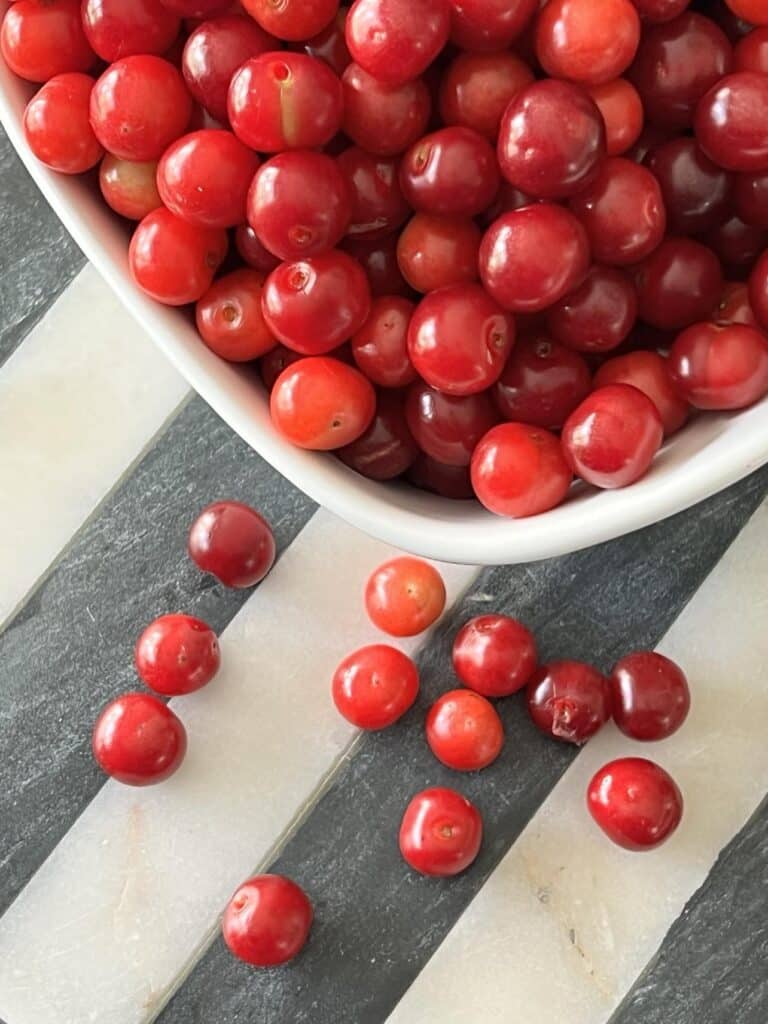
587;757;683;850
135;614;220;696
610;651;690;741
223;875;313;967
365;557;446;637
527;660;612;745
92;692;187;786
332;644;419;729
452;615;537;698
399;787;483;877
426;690;504;772
188;500;276;589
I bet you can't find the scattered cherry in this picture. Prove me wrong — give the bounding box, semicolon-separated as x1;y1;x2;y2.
92;692;187;785
452;615;537;698
135;614;220;696
527;660;612;745
426;690;504;772
587;757;683;850
188;500;276;588
332;644;419;729
399;787;483;876
610;651;690;741
365;556;446;637
223;875;313;966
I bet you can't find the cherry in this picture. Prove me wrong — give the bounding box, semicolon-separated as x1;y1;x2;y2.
234;226;280;275
345;0;450;87
714;281;759;328
82;0;179;62
262;250;370;355
188;501;275;588
644;137;732;236
536;0;641;86
471;422;572;518
695;72;768;172
569;157;666;266
723;0;768;26
426;690;504;772
400;127;500;218
494;335;592;430
270;356;376;449
448;0;538;52
1;0;95;82
228;52;343;153
594;351;689;434
610;651;690;741
405;384;498;467
629;0;690;20
546;265;638;354
260;344;303;391
92;693;187;786
734;27;768;74
452;615;537;698
351;296;417;388
332;643;419;728
634;237;722;330
498;79;606;200
99;156;162;221
342;63;431;157
242;0;339;40
397;213;480;294
23;73;102;175
196;270;276;363
706;215;767;273
338;390;418;480
90;56;192;162
479;205;590;313
587;757;683;850
408;455;474;500
135;614;220;696
365;556;446;637
156;0;230;15
527;660;611;744
749;250;768;331
337;147;411;241
439;51;534;143
302;7;352;75
399;787;482;877
343;235;410;297
668;322;768;410
479;181;534;228
223;875;313;967
407;284;514;397
129;208;227;306
733;171;768;229
586;78;644;157
248;151;351;262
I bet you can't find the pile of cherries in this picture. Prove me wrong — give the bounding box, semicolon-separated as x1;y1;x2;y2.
90;499;688;968
3;0;768;516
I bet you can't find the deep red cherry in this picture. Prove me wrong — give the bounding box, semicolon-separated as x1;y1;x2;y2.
343;235;410;297
408;454;474;500
452;614;537;698
527;660;612;744
405;384;498;467
734;26;768;74
586;77;644;156
695;71;768;172
341;63;431;157
426;690;504;772
92;692;187;785
222;875;313;966
749;250;768;331
351;296;417;388
546;265;638;354
536;0;641;86
301;7;352;74
332;644;419;728
705;215;767;274
235;225;281;274
337;147;411;241
397;213;481;294
644;137;732;236
337;391;419;481
400;127;500;218
448;0;537;52
610;651;690;741
634;237;722;331
733;171;768;229
345;0;450;86
714;281;759;329
399;787;483;876
668;322;768;410
135;614;220;696
494;335;592;430
594;350;689;435
629;0;690;21
188;500;276;588
587;757;683;850
439;51;534;142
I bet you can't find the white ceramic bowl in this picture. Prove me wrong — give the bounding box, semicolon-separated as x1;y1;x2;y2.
2;46;767;566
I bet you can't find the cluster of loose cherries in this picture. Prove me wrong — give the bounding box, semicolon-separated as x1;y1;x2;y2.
4;0;768;517
90;500;688;968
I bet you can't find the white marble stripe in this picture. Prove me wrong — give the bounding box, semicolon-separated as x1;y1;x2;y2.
0;264;187;628
0;509;478;1024
387;500;768;1024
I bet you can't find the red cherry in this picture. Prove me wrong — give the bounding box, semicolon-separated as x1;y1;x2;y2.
714;281;759;329
668;322;768;411
629;0;690;22
188;500;276;588
135;614;220;696
23;72;103;175
448;0;538;53
338;390;419;480
587;757;683;850
733;171;768;230
332;644;419;729
644;137;732;236
345;0;450;87
92;692;187;786
452;615;537;698
365;556;446;637
749;250;768;331
527;660;612;745
223;875;313;966
694;71;768;172
426;690;504;772
610;651;690;741
406;383;498;467
242;0;339;40
494;335;592;431
399;787;483;877
341;63;431;157
536;0;641;86
439;51;534;142
397;213;481;294
195;269;276;363
545;264;638;354
734;27;768;74
722;0;768;27
0;0;95;82
634;237;722;331
235;224;281;274
408;454;474;500
594;350;689;435
343;234;411;297
302;7;352;74
337;147;411;241
82;0;179;62
259;344;303;391
350;296;416;388
129;208;227;306
586;77;644;156
707;214;768;273
400;127;500;219
99;156;161;221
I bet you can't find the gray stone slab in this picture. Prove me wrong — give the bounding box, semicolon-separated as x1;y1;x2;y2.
160;465;768;1024
0;397;315;916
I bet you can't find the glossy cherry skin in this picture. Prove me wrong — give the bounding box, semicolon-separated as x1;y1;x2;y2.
527;660;612;745
645;137;731;236
189;501;275;588
235;225;281;275
569;158;666;267
302;6;351;74
344;235;410;297
426;690;504;772
228;52;343;152
439;51;534;142
407;284;514;396
155;0;230;15
129;209;227;306
1;0;94;82
749;250;768;331
453;615;537;698
99;155;161;220
498;79;606;201
135;614;220;696
449;0;537;52
92;693;187;785
480;205;590;314
90;56;192;162
714;281;759;328
629;0;690;20
242;0;338;40
733;171;768;229
223;875;312;967
587;757;683;850
351;296;416;388
196;270;275;362
724;0;768;27
406;384;498;467
262;251;370;355
248;151;351;262
494;335;591;430
408;454;474;499
23;73;102;175
332;643;419;728
345;0;450;86
82;0;179;61
587;78;644;156
634;238;722;331
337;147;411;241
399;787;482;877
400;127;500;218
734;27;768;74
546;265;638;354
668;322;768;410
397;213;480;294
365;557;446;637
610;651;690;741
338;390;418;480
706;215;767;273
536;0;641;85
628;12;732;129
695;72;768;173
594;351;689;434
342;63;430;157
271;356;376;449
471;422;572;518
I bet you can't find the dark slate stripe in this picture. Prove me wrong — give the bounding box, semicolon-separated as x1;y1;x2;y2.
0;397;315;916
0;127;84;368
610;796;768;1024
160;465;768;1024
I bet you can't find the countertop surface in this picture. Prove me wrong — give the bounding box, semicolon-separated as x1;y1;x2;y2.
0;125;766;1024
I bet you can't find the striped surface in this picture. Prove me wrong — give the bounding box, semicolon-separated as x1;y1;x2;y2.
0;125;766;1024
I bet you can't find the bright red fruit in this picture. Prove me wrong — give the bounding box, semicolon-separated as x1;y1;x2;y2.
587;78;644;156
527;660;612;744
223;875;313;966
242;0;339;40
196;270;276;362
452;615;537;698
351;296;417;388
337;147;411;240
135;614;220;696
695;72;768;172
611;651;690;741
406;384;499;467
734;27;768;74
92;692;187;785
536;0;641;86
188;500;276;588
448;0;538;52
23;73;102;174
594;351;689;435
332;644;419;729
587;757;683;850
397;213;481;294
82;0;179;61
99;156;161;221
546;265;638;354
400;127;500;218
399;787;483;876
426;690;504;772
714;281;759;329
494;335;592;430
1;0;95;82
668;322;768;410
342;63;431;157
440;51;534;142
129;208;227;306
345;0;450;86
365;557;446;637
236;225;281;274
724;0;768;26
